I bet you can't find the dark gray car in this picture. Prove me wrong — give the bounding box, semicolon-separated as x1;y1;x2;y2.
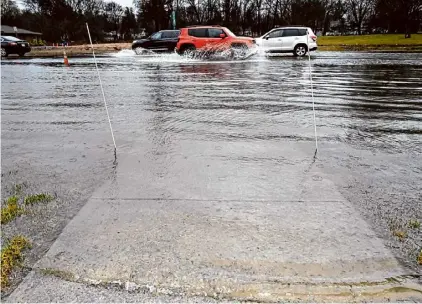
1;36;31;57
132;30;180;54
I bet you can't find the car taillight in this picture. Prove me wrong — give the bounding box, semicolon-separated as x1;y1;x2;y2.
8;42;17;46
310;35;317;42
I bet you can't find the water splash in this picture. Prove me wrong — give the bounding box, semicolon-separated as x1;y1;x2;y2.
133;47;156;55
113;49;136;57
113;45;261;62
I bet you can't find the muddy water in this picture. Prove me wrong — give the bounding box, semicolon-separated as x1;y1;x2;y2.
2;52;421;153
1;52;421;273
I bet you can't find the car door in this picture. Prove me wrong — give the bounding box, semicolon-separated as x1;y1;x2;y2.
281;29;299;51
147;32;163;50
160;31;175;51
187;28;208;49
167;31;180;50
262;29;283;52
207;28;226;50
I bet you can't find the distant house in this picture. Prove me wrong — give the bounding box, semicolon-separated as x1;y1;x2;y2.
1;25;42;41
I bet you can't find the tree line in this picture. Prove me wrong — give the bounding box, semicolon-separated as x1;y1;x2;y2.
1;0;137;42
1;0;421;42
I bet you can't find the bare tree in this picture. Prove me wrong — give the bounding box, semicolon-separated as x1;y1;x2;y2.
105;1;124;38
1;0;21;23
345;0;375;34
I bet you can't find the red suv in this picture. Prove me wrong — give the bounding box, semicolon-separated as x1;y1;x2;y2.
176;25;255;56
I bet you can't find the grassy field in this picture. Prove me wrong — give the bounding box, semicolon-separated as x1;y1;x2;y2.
318;34;422;51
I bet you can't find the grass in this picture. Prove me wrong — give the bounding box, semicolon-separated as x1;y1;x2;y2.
41;268;75;281
318;34;422;46
1;196;25;224
418;250;422;265
1;192;54;224
1;236;31;288
12;184;24;196
388;218;408;242
318;34;422;51
392;230;408;241
24;193;54;205
408;219;420;229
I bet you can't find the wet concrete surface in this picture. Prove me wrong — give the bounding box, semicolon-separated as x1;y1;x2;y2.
1;51;421;301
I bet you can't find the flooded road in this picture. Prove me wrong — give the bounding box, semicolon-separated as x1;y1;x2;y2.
2;51;422;300
2;52;421;153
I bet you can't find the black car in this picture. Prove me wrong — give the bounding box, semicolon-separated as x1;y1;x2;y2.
1;36;31;57
132;30;180;54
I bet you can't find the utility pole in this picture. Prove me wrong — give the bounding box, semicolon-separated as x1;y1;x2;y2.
172;0;178;29
172;11;176;29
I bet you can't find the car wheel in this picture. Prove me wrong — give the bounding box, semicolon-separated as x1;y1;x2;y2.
293;45;307;57
181;45;196;58
1;48;8;57
231;44;248;59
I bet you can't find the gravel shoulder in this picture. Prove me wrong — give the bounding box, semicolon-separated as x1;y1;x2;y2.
320;143;422;273
1;126;114;297
5;43;132;58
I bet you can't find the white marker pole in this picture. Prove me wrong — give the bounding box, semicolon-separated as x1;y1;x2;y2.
307;30;318;153
86;23;117;158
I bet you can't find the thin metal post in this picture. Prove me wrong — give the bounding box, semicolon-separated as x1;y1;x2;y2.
86;23;117;158
307;30;318;153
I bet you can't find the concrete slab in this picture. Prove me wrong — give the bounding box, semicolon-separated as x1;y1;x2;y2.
7;142;421;302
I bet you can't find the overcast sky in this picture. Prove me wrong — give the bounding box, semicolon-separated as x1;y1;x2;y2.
107;0;135;8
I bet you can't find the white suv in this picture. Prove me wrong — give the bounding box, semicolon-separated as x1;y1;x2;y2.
255;27;317;57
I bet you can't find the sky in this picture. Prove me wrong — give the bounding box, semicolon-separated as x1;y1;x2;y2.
106;0;135;8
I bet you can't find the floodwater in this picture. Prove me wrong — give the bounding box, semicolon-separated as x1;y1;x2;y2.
1;51;422;279
2;52;421;153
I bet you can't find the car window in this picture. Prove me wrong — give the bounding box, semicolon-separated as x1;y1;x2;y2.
150;32;162;40
161;31;172;39
282;29;300;37
2;36;21;41
298;29;307;36
162;31;179;39
208;28;224;38
268;30;282;38
188;28;207;38
223;27;236;37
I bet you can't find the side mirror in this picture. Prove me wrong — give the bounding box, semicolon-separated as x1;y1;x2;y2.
219;33;226;38
265;36;269;40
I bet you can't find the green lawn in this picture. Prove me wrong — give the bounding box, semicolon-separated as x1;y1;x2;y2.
318;34;422;46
